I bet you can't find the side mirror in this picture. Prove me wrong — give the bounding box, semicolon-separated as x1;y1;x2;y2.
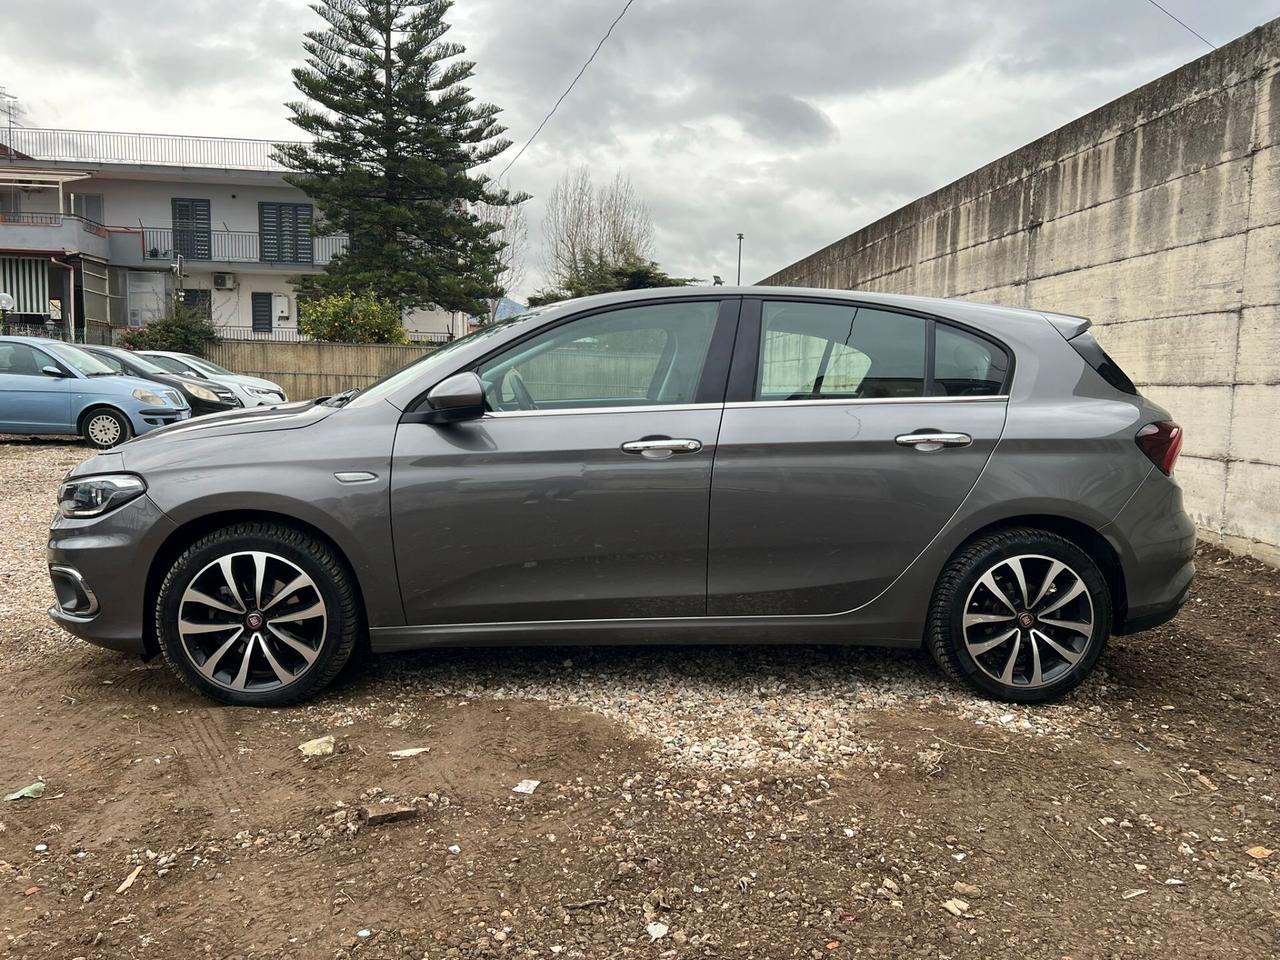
410;372;486;424
41;365;65;378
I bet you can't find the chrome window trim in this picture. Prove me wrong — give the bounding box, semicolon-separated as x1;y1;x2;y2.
724;395;1009;410
484;402;724;419
481;395;1008;418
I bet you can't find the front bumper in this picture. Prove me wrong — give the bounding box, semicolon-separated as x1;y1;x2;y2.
47;493;177;654
133;406;192;433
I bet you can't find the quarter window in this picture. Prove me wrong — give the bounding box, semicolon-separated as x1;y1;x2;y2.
757;303;926;400
477;302;720;412
933;324;1010;396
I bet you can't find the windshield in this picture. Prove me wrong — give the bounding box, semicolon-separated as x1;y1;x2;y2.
345;311;547;409
144;354;190;374
186;356;233;376
101;349;169;376
49;343;118;377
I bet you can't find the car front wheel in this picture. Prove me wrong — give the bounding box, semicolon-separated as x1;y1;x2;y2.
155;522;361;706
926;528;1111;702
82;408;132;449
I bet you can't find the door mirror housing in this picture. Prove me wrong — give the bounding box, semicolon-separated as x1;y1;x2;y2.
41;365;66;378
408;371;486;424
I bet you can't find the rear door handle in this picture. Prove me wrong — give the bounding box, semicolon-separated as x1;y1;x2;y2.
621;437;703;456
895;431;972;450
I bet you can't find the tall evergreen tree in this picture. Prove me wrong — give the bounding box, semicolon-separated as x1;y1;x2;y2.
278;0;523;315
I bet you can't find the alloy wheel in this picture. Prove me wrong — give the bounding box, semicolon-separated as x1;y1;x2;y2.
177;551;327;693
961;553;1095;689
87;413;122;447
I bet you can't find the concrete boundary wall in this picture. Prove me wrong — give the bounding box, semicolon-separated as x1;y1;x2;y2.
763;18;1280;565
206;339;430;403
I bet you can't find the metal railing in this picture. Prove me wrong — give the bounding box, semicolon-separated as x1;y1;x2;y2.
140;228;348;266
0;211;107;235
215;325;452;344
1;127;299;171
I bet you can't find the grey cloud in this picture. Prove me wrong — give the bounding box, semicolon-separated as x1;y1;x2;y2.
734;94;836;146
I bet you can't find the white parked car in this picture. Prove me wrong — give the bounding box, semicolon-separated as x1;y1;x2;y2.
140;351;287;407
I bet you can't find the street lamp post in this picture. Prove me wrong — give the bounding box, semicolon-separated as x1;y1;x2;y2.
736;233;744;286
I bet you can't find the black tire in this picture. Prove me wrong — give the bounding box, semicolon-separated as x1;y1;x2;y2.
926;527;1111;703
155;522;361;706
81;407;132;449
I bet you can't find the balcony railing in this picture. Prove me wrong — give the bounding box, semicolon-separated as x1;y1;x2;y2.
1;127;298;171
140;227;348;266
0;211;108;236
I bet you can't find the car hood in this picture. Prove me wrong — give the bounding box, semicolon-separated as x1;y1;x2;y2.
62;400;336;478
218;372;283;392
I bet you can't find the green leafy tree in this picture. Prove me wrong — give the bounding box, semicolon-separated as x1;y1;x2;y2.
527;255;698;307
277;0;524;316
119;299;220;355
299;293;407;344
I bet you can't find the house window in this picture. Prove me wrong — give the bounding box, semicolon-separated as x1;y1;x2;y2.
172;198;212;260
182;289;212;320
251;292;273;332
70;193;105;223
259;202;314;264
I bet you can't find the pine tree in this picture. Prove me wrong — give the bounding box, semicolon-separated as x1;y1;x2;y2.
277;0;523;315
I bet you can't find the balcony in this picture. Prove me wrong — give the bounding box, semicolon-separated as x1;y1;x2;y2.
0;212;111;260
137;228;348;269
1;127;298;172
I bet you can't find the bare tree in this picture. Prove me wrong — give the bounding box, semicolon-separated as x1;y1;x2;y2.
479;198;528;323
541;166;654;292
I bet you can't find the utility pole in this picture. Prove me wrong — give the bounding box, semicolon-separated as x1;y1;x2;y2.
736;233;744;285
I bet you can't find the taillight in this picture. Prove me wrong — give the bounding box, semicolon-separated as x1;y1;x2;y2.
1136;421;1183;474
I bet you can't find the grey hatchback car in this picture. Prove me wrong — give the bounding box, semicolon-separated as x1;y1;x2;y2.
48;288;1194;706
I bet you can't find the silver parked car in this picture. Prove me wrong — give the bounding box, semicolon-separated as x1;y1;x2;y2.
47;288;1194;706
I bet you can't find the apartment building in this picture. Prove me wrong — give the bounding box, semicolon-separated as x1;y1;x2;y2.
0;127;455;341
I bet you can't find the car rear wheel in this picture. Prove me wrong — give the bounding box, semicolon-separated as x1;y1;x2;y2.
155;522;360;706
82;408;132;449
926;528;1111;702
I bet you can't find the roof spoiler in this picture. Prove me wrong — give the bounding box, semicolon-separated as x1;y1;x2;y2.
1039;311;1092;340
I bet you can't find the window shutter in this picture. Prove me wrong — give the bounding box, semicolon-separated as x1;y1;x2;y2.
251;292;273;332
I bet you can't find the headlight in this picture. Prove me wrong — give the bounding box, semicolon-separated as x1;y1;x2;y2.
132;388;167;406
57;474;146;519
249;386;283;398
186;383;219;402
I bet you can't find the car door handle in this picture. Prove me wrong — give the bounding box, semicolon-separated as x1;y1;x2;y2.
621;437;703;455
895;431;972;449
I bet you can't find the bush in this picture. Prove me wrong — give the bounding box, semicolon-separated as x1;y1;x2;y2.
119;300;220;355
298;293;407;344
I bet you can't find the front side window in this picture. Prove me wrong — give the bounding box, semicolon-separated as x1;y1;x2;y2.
757;302;926;401
477;302;720;412
0;343;46;377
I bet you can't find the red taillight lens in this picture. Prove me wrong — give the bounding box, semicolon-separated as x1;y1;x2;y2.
1136;421;1183;474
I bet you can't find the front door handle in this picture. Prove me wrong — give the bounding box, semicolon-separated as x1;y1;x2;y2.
895;431;972;450
621;437;703;456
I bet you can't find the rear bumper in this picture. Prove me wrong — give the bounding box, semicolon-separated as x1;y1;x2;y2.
46;494;176;654
1109;468;1197;635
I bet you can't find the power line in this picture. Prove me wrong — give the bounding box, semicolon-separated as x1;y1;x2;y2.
1143;0;1216;50
496;0;638;179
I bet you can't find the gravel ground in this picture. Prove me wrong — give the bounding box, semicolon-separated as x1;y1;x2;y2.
1;437;1278;959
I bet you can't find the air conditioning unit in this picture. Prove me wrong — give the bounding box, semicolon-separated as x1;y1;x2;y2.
212;272;237;290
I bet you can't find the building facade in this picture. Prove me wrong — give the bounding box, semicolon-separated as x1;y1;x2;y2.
0;128;455;341
761;17;1280;566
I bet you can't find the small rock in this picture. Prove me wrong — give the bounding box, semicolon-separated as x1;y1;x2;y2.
359;803;418;827
941;898;968;917
952;881;980;897
646;921;669;941
513;779;541;795
298;736;335;758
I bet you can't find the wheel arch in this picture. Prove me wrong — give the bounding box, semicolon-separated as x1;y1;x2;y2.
946;514;1128;631
75;402;132;436
142;508;369;657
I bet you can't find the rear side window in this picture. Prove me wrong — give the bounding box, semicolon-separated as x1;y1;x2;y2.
934;324;1009;396
758;303;926;400
1068;331;1138;395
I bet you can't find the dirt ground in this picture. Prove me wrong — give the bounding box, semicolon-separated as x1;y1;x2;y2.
1;437;1277;960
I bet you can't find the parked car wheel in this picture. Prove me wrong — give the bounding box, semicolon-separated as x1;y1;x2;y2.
926;528;1111;703
81;407;132;449
155;522;361;706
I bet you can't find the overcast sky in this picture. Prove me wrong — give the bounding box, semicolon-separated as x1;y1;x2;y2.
3;0;1278;298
